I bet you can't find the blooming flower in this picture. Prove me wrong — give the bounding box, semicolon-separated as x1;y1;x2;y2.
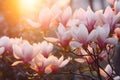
30;54;71;74
0;36;13;53
39;41;53;58
98;6;120;32
73;7;97;32
13;41;40;63
70;24;98;48
95;24;118;48
44;23;72;48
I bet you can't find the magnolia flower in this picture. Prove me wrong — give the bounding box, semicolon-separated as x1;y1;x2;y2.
39;41;53;58
99;6;120;32
73;7;97;32
51;5;72;26
96;24;118;48
30;54;71;74
44;23;72;48
114;0;120;14
26;7;53;30
13;41;40;63
0;36;12;53
70;24;98;48
0;47;5;55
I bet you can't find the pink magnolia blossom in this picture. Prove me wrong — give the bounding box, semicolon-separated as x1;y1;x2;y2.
30;54;71;74
99;6;120;32
0;36;13;53
0;47;5;55
38;8;53;30
73;7;97;32
70;24;98;48
44;23;72;48
39;41;53;58
51;5;72;26
96;24;118;48
13;41;40;63
26;7;53;30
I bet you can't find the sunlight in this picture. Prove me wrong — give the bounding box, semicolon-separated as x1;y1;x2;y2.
18;0;40;15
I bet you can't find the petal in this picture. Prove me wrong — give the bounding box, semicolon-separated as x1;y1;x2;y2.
22;42;33;59
58;56;64;65
113;76;120;80
105;64;112;76
0;47;5;55
61;6;72;25
69;41;82;49
103;24;110;37
74;58;86;63
11;61;23;66
44;37;59;43
87;29;98;42
78;24;89;42
13;44;23;59
114;0;120;13
62;30;71;41
105;37;118;45
58;23;66;35
104;6;114;24
59;57;71;68
113;12;120;25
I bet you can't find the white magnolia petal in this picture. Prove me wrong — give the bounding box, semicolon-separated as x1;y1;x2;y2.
87;29;98;42
113;76;120;80
113;12;120;25
44;37;59;43
62;6;72;25
62;30;71;40
103;24;110;37
79;24;89;39
105;38;118;45
105;64;112;76
22;42;33;58
11;61;23;66
59;57;71;68
58;23;66;35
58;56;64;65
96;26;107;40
114;0;120;13
69;41;82;49
0;47;5;55
13;44;23;59
74;58;86;63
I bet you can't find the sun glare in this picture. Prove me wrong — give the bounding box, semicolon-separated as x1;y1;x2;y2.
18;0;40;15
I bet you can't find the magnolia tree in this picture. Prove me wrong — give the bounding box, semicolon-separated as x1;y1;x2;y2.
0;0;120;80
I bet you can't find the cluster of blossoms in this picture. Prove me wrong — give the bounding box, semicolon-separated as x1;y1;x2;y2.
0;0;120;79
0;36;71;75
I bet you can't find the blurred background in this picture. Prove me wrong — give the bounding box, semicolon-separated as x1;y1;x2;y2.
0;0;110;42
